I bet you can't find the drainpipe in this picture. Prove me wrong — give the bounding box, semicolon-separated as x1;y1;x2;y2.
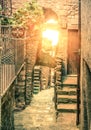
76;0;81;126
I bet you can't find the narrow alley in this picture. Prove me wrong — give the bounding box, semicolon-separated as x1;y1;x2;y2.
1;0;91;130
14;87;79;130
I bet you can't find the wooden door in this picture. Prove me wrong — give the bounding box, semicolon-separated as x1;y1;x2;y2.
67;29;79;74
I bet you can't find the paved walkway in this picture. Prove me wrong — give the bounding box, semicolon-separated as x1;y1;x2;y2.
14;88;80;130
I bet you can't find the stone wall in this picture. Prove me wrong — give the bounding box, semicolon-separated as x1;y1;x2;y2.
1;83;14;130
12;0;79;74
15;66;26;108
0;1;80;129
37;0;78;29
81;0;91;130
41;66;50;89
0;97;1;128
81;0;91;71
37;0;78;74
12;0;30;13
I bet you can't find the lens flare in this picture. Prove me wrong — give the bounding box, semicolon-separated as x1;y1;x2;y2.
42;29;59;46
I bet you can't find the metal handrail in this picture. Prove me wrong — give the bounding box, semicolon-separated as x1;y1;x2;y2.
0;25;26;96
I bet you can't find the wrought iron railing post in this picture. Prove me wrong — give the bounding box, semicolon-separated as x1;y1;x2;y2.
76;0;81;126
0;46;3;96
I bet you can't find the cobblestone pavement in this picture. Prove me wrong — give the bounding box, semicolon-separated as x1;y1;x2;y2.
14;88;80;130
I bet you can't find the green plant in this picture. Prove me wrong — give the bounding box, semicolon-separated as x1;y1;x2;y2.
11;0;44;30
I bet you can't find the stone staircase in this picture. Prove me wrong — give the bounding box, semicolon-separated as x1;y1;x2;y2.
56;80;77;114
33;65;41;94
54;56;78;118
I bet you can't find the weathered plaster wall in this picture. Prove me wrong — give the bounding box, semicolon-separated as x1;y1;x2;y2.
81;0;91;71
81;0;91;130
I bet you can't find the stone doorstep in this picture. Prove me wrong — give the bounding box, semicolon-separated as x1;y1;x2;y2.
63;78;77;85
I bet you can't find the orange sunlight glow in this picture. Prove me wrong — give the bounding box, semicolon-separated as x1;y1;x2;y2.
42;19;59;46
46;19;58;24
42;29;59;46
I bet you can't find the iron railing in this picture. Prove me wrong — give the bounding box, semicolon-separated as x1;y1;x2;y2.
0;25;25;96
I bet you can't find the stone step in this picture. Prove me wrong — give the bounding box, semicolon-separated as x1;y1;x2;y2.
57;109;77;113
14;125;61;130
34;76;40;80
33;74;40;77
34;66;40;69
57;90;77;95
56;87;77;95
57;95;77;104
33;86;40;90
33;84;40;87
61;84;77;87
57;95;76;99
62;76;77;86
33;90;39;94
33;72;40;75
33;81;40;83
57;104;77;113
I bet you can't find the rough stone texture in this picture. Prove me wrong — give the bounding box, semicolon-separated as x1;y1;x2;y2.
81;0;91;130
0;96;1;129
15;66;26;108
25;36;41;104
37;0;78;74
14;88;79;130
12;0;30;13
1;0;80;130
11;0;79;75
37;0;78;28
1;84;14;130
41;66;50;89
81;0;91;71
81;63;91;130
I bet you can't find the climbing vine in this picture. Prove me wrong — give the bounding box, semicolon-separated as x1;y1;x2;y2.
11;0;44;32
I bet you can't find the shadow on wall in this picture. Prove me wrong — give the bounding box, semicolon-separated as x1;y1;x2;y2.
43;7;58;21
36;51;56;68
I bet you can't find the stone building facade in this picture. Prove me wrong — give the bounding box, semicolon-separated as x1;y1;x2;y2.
37;0;79;74
2;0;83;130
81;0;91;130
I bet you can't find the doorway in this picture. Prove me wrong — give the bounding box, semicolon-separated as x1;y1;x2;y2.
67;29;79;74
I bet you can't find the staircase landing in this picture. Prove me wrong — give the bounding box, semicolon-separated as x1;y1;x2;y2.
62;74;77;86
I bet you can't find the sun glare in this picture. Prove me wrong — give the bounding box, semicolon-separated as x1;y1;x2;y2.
42;29;59;46
46;19;58;24
42;19;59;46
